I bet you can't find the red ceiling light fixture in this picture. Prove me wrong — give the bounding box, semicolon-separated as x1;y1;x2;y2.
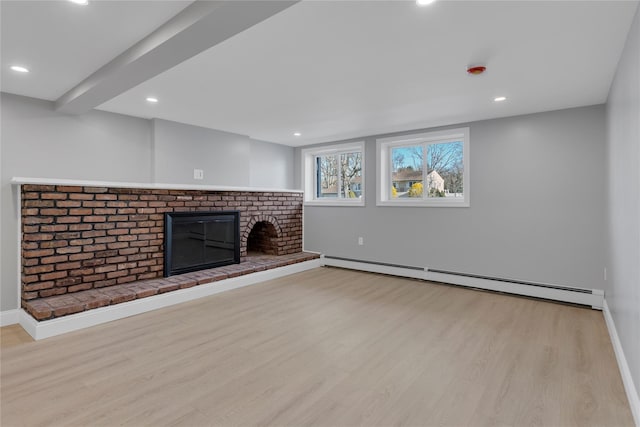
467;65;487;75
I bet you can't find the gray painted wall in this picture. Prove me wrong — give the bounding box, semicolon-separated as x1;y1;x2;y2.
151;118;294;189
249;139;294;189
606;5;640;403
0;94;295;312
153;118;251;186
299;105;607;291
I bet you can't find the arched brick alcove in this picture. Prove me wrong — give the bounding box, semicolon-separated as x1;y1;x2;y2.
247;222;278;255
241;215;283;257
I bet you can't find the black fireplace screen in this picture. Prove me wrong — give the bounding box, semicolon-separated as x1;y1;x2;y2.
164;211;240;277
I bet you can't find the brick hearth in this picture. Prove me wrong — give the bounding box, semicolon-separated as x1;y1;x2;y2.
24;252;319;320
20;184;305;317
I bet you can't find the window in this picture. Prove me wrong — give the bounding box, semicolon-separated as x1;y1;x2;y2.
377;128;469;207
302;141;365;206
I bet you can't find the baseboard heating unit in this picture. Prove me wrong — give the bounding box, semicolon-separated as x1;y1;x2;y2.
320;255;604;309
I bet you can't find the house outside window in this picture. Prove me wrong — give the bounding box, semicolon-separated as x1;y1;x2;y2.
302;141;365;206
377;128;469;207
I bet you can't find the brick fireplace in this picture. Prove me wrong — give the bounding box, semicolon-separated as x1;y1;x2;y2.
21;184;304;311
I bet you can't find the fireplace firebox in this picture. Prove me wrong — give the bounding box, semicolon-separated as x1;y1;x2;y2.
164;211;240;277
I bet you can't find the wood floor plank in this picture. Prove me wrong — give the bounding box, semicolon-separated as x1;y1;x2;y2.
0;325;33;348
0;267;633;426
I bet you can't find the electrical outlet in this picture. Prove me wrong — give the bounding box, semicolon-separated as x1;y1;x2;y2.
358;237;364;246
193;169;204;180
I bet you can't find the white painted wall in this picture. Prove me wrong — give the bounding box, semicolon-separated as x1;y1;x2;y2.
606;4;640;405
298;105;607;291
0;94;295;312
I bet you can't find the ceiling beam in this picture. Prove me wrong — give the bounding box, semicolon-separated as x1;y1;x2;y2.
55;0;298;114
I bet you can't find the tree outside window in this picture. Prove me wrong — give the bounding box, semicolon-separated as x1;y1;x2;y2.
302;141;365;206
317;152;362;198
377;127;469;207
390;141;463;199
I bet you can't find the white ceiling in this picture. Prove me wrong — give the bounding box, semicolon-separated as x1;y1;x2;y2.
0;1;190;101
2;1;638;147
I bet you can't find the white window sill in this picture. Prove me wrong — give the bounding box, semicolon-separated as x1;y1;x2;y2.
304;200;365;207
376;199;469;208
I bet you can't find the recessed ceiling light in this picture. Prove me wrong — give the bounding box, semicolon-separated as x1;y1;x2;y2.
68;0;89;5
494;96;507;102
146;97;159;103
10;65;29;73
416;0;436;6
293;132;301;137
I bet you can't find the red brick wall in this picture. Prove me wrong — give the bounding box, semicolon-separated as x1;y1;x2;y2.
21;185;303;303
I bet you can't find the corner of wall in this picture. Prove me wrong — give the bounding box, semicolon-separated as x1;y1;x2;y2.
150;118;157;183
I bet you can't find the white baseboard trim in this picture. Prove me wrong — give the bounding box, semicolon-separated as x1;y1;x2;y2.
320;256;604;309
603;299;640;426
0;309;20;326
18;308;38;338
21;259;322;341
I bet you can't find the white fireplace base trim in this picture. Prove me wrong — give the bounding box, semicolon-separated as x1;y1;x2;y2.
20;258;321;340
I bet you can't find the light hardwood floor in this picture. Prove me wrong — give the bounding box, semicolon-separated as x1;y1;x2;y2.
0;324;33;348
0;267;633;426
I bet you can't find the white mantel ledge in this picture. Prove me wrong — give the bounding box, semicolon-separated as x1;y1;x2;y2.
11;177;302;194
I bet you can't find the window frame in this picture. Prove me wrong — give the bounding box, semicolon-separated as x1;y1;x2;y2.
302;141;365;207
376;128;470;207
